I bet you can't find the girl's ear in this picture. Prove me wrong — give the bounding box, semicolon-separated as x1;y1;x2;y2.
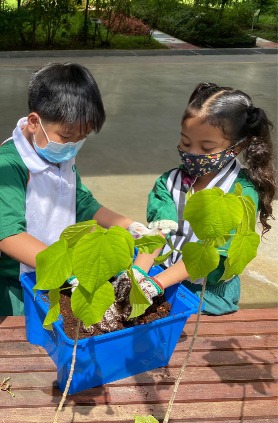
26;113;40;133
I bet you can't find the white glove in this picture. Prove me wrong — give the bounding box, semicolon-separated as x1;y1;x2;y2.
67;276;79;292
127;221;159;239
148;219;178;235
84;266;164;334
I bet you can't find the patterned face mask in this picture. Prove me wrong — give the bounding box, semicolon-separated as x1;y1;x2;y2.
177;139;244;177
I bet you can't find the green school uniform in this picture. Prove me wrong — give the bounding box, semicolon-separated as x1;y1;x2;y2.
0;136;102;316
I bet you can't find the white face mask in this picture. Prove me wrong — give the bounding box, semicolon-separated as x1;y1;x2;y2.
33;119;86;164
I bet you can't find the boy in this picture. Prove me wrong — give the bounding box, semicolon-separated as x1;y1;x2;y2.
0;62;150;315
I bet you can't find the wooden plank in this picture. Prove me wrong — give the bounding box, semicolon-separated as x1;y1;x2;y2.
0;400;277;422
0;381;277;411
169;348;278;367
108;380;277;403
2;347;275;373
0;372;57;388
0;356;56;372
1;362;277;390
184;320;278;336
107;363;278;385
177;333;278;350
0;341;46;356
188;308;278;322
0;316;25;327
0;328;28;341
0;387;111;407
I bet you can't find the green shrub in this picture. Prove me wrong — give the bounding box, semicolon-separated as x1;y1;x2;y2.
180;9;256;48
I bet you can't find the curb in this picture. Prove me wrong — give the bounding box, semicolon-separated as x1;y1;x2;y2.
0;48;277;58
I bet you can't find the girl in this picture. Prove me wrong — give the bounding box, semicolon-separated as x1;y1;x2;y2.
97;82;276;331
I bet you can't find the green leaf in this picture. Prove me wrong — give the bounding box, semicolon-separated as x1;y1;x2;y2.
34;239;72;290
233;182;243;197
60;220;97;248
71;282;115;327
238;195;257;233
135;234;166;254
154;249;173;264
183;187;243;239
42;289;60;330
128;269;151;319
209;235;232;248
222;231;260;280
134;416;159;423
73;226;134;294
182;242;220;282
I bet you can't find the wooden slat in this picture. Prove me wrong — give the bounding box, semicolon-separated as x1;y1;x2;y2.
0;316;25;327
0;387;111;407
1;362;276;390
0;356;56;372
184;320;278;336
0;400;277;422
169;348;278;367
0;327;28;341
188;308;278;322
177;333;278;350
108;381;277;403
0;372;57;388
107;363;278;385
0;341;46;356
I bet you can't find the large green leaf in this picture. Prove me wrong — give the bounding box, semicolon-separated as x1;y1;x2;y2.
42;289;61;329
222;231;260;280
73;226;134;294
135;235;166;254
128;269;151;319
71;282;115;327
183;187;243;239
182;242;220;282
35;239;72;290
60;220;97;248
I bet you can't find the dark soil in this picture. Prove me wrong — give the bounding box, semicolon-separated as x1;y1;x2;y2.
59;290;171;340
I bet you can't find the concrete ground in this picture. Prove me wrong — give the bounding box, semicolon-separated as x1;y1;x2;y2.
0;49;277;309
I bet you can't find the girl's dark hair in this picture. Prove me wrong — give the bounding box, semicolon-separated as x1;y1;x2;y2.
28;62;105;133
182;82;276;236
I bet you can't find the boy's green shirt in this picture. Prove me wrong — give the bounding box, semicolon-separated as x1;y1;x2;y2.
0;139;102;315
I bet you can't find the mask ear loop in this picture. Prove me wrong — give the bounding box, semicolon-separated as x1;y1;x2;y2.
38;118;50;145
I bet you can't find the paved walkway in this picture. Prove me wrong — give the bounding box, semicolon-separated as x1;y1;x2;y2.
152;29;278;50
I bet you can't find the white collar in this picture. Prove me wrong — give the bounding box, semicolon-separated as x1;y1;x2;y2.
13;117;51;173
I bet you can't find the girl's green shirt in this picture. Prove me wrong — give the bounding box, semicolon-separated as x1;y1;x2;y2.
147;166;259;285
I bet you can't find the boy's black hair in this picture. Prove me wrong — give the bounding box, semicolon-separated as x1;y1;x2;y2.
28;62;105;133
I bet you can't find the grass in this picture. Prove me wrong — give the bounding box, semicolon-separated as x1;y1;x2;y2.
251;14;278;42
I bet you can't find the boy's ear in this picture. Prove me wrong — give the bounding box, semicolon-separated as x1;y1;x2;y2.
27;113;40;133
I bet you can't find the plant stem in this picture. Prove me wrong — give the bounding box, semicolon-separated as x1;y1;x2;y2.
53;319;81;423
163;278;207;423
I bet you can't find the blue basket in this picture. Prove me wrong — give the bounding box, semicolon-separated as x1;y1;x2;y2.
20;270;200;394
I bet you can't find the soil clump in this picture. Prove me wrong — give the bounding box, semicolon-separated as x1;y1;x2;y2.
59;290;171;339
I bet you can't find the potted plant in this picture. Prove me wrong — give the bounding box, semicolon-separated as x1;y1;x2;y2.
20;220;201;415
20;183;259;423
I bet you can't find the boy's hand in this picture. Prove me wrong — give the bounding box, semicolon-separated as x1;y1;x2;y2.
127;221;159;239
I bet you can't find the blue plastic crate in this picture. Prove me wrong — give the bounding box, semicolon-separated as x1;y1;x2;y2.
20;271;200;394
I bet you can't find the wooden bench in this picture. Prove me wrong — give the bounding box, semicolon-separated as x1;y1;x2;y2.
0;308;277;422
